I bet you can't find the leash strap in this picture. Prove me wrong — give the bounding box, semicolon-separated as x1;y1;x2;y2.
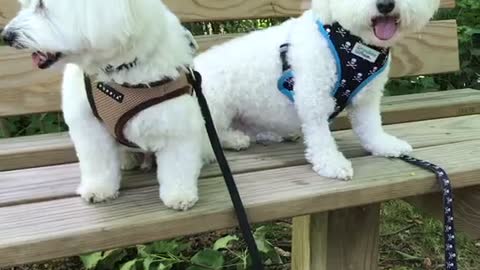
399;155;458;270
188;70;264;270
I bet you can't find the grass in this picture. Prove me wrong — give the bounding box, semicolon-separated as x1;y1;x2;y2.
379;201;480;270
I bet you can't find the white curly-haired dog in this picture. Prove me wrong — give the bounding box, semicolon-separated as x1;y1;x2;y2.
2;0;210;210
195;0;440;180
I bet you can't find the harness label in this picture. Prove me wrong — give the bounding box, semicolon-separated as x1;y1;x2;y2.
351;43;380;63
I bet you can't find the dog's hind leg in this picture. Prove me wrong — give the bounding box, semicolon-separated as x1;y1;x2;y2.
156;136;202;211
219;129;251;151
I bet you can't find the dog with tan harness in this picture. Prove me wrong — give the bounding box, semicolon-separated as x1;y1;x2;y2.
1;0;213;211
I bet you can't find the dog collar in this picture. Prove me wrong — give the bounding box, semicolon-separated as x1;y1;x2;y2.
102;58;138;75
278;20;391;121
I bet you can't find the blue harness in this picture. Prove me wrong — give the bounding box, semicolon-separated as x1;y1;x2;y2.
277;20;459;270
278;20;390;120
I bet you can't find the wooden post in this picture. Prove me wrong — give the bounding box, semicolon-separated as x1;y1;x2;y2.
406;186;480;239
292;204;381;270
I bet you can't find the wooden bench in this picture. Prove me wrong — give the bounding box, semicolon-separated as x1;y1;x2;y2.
1;0;479;269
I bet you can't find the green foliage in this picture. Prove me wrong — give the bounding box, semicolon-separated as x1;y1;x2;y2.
0;113;67;138
79;227;290;270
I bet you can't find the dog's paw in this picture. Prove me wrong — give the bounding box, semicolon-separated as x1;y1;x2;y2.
365;135;413;157
309;154;353;181
221;130;251;151
77;182;119;203
255;132;284;146
160;187;198;211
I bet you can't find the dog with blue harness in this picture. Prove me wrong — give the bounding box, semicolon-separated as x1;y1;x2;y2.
277;16;458;270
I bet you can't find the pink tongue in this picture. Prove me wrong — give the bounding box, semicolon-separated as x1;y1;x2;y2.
374;17;397;40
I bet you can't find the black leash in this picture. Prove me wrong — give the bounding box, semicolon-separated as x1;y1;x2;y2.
399;155;458;270
188;69;264;270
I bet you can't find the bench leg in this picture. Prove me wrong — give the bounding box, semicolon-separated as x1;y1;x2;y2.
292;204;381;270
405;186;480;239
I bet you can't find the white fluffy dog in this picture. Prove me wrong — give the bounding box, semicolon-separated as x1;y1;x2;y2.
195;0;440;180
2;0;210;210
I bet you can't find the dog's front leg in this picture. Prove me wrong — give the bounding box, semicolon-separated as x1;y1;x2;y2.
62;65;122;203
71;119;122;203
156;136;201;211
295;80;353;181
348;89;412;157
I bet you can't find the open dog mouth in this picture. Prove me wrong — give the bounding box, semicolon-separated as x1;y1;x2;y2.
372;15;400;41
31;51;63;69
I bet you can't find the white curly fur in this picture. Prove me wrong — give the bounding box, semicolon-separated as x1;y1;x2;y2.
3;0;213;210
195;0;440;180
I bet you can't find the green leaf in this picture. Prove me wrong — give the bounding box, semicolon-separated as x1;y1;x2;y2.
80;252;104;270
213;235;239;251
253;226;282;264
137;245;155;258
143;257;155;270
189;249;224;270
119;259;138;270
253;226;270;253
98;249;128;269
157;263;173;270
152;240;189;254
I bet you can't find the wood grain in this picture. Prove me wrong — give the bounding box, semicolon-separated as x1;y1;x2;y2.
406;187;480;239
0;0;455;26
324;205;380;270
292;214;328;270
1;89;478;171
2;114;480;207
0;20;459;117
0;140;479;267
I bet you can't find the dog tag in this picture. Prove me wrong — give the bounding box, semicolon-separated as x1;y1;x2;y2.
351;43;381;63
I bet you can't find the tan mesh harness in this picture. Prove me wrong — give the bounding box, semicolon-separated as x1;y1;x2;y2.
84;72;193;148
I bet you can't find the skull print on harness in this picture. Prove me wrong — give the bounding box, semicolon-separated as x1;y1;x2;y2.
277;20;390;121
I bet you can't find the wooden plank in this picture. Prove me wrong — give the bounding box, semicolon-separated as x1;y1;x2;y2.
0;0;456;26
0;20;459;117
405;187;480;239
1;114;480;208
389;20;459;78
292;205;380;270
1;89;478;171
0;140;479;267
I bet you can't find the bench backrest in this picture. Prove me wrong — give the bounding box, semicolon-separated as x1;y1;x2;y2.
0;0;459;117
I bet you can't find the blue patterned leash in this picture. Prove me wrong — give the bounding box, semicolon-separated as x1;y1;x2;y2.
399;155;458;270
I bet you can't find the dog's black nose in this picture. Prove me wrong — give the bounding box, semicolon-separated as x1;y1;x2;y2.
377;0;395;14
1;30;17;46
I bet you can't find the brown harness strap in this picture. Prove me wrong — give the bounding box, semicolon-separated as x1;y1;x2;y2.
84;72;193;148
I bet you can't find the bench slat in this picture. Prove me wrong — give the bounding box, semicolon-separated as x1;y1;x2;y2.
1;89;478;171
0;139;478;267
0;0;455;26
0;20;459;117
1;114;479;208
